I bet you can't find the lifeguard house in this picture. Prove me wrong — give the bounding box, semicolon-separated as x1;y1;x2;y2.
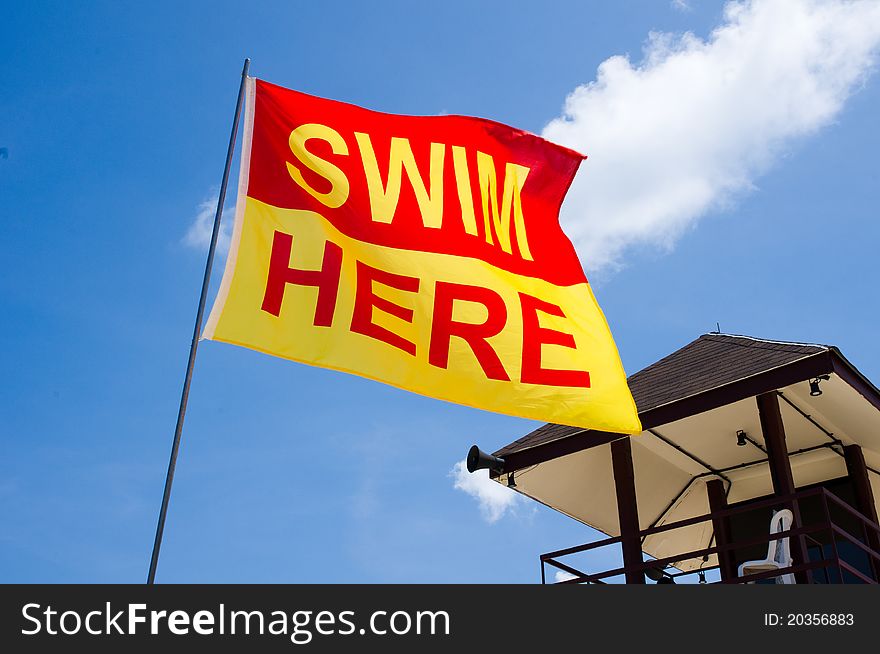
468;334;880;583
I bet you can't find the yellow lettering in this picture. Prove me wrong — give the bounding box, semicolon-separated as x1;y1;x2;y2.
355;133;445;228
452;146;478;236
477;152;532;260
286;124;350;209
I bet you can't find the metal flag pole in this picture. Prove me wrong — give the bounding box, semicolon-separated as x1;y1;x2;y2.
147;57;250;584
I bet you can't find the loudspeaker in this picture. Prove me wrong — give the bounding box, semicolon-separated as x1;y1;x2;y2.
466;445;505;474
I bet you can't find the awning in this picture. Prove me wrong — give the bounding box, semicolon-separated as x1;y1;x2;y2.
489;334;880;571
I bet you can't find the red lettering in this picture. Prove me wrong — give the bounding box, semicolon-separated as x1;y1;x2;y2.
519;293;590;387
429;282;509;381
350;261;419;355
260;231;342;326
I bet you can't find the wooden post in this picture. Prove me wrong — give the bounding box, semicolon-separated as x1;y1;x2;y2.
706;479;735;581
611;438;645;584
843;444;880;580
756;392;810;583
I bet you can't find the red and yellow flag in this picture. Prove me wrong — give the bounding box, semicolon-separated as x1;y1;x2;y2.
204;78;641;433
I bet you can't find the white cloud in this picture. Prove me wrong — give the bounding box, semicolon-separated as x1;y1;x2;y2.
671;0;692;12
450;460;522;523
554;570;578;583
182;193;234;253
544;0;880;272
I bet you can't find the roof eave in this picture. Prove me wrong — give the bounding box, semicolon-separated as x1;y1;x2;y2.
494;350;837;475
829;346;880;414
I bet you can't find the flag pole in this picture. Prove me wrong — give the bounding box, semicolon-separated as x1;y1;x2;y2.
147;57;251;584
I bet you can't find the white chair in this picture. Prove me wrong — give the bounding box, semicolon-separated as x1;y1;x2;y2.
737;509;796;584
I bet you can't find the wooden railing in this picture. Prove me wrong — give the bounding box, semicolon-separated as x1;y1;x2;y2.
540;486;880;584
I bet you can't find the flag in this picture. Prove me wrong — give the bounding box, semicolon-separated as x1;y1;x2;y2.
203;78;641;434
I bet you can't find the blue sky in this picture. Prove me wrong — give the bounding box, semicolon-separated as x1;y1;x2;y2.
2;1;879;583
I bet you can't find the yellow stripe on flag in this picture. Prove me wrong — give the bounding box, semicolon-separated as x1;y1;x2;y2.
204;197;641;433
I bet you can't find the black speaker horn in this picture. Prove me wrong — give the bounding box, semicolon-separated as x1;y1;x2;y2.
466;445;505;474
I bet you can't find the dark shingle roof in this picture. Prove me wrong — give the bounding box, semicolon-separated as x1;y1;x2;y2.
495;334;828;457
